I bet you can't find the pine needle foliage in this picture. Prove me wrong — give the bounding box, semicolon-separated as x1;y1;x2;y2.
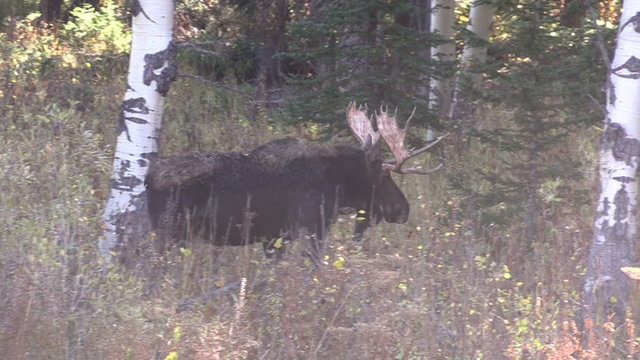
285;0;441;129
451;0;611;250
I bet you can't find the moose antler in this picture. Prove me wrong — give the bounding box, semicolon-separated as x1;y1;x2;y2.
375;107;446;174
346;101;380;147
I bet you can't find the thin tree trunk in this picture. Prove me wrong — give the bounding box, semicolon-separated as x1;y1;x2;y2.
40;0;63;22
429;0;455;114
100;0;176;260
583;0;640;325
524;144;539;253
449;0;494;125
428;0;455;139
415;0;431;100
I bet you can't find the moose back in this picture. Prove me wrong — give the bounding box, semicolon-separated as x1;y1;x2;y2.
145;103;443;255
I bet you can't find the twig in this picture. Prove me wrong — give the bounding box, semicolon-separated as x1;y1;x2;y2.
175;280;242;313
175;42;221;57
587;93;607;116
177;71;251;96
584;0;611;70
175;39;237;47
310;287;354;359
248;99;286;104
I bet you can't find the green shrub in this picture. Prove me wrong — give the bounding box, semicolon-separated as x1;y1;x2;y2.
62;1;130;54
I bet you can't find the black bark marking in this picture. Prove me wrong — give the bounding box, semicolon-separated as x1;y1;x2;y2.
117;113;131;141
125;117;148;125
602;122;640;165
138;159;148;167
143;41;177;96
111;175;144;192
612;56;640;79
118;97;152;141
141;152;158;160
608;79;616;105
112;159;143;191
119;159;131;175
613;185;630;221
123;97;151;114
620;12;640;33
612;176;634;183
595;185;633;247
129;0;155;23
146;128;161;141
596;219;629;244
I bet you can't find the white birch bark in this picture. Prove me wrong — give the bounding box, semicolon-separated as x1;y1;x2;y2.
99;0;175;258
583;2;640;323
429;0;456;113
449;0;494;121
427;0;456;140
459;0;493;88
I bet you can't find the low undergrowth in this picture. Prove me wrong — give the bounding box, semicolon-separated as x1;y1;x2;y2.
1;70;637;359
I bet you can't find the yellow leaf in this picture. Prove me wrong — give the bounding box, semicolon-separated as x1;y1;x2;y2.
398;282;408;292
173;326;182;342
273;237;284;249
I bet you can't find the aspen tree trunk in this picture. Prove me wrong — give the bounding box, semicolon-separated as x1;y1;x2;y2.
428;0;456;139
449;0;494;123
583;2;640;324
99;0;175;259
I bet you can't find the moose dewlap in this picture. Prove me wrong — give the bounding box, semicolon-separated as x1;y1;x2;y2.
145;102;443;255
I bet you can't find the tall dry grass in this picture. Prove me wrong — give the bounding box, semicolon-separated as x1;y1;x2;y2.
0;68;636;360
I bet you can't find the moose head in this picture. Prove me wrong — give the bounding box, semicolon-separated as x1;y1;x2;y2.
345;102;444;235
145;102;444;257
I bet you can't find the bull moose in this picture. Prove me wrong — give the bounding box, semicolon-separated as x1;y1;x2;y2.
145;102;443;259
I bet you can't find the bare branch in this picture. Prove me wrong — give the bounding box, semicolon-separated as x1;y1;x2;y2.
404;106;417;129
177;71;250;95
587;93;607;116
175;42;221;56
584;0;611;69
175;38;237;46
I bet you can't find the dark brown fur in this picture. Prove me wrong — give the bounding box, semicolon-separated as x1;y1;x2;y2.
145;137;409;256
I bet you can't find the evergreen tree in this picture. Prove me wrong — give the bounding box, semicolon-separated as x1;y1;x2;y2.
286;0;441;130
451;0;608;251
